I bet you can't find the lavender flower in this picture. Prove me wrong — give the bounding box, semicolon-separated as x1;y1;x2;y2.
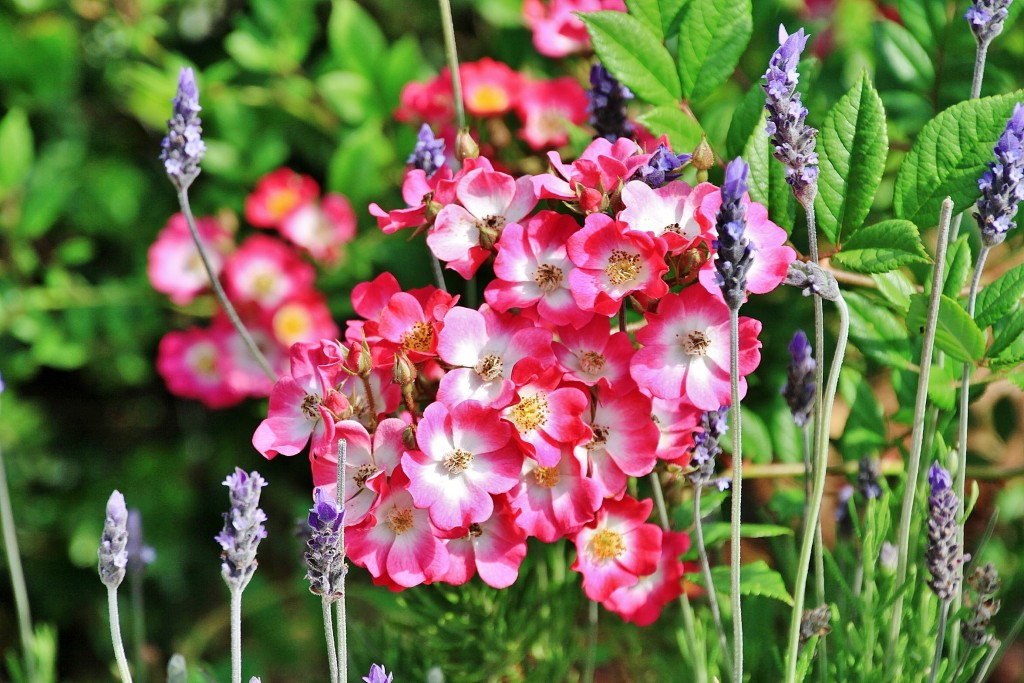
98;490;129;588
588;63;634;142
407;123;446;177
126;508;156;577
974;102;1024;247
965;0;1014;46
782;330;815;428
880;541;898;573
835;485;854;537
784;261;841;302
304;487;346;601
160;67;206;191
925;462;969;601
215;468;268;592
713;158;754;310
688;407;730;490
962;562;1001;647
857;457;882;500
363;664;394;683
635;143;691;188
763;26;819;206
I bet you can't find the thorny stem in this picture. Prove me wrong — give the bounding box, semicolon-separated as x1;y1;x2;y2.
583;599;598;683
694;485;733;681
648;473;708;682
230;586;242;683
0;434;34;681
336;439;348;683
322;597;340;683
928;600;951;683
888;197;955;660
438;0;465;130
176;188;276;383
108;585;134;683
728;309;744;682
784;293;849;683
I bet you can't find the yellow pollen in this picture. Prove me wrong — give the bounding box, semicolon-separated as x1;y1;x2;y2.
605;250;642;285
300;394;321;421
683;330;711;356
509;393;550;432
443;448;474;475
587;424;609;450
267;188;300;219
385;506;414;535
588;528;626;562
532;466;560;488
354;463;378;489
402;321;435;353
250;271;277;299
533;263;564;293
274;303;312;348
474;354;504;382
579;351;606;375
468;84;510;114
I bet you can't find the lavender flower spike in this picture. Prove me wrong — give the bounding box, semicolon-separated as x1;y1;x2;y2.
714;158;754;311
965;0;1014;46
160;67;206;191
407;123;446;177
363;664;394;683
216;468;268;592
782;330;815;428
974;102;1024;247
636;143;691;188
588;63;634;142
763;26;819;206
687;407;730;490
98;491;129;588
925;462;969;601
304;487;346;601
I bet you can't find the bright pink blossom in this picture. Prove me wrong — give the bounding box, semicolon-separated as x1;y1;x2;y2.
156;327;244;408
215;315;285;398
651;396;702;465
223;235;316;310
441;494;528;589
553;317;635;389
577;388;660;499
245;168;320;229
279;194;357;263
572;495;662;601
148;212;233;306
368;166;454;235
631;287;763;410
515;77;589;150
618;180;717;254
377;290;453;362
264;291;340;350
459;58;523;117
501;368;591;467
523;0;627;58
508;447;602;542
534;137;648;213
395;71;455;126
602;530;692;626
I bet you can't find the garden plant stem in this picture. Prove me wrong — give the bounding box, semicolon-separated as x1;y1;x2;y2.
108;585;134;683
584;599;598;683
971;41;990;100
0;438;34;682
694;485;732;680
230;586;242;683
888;197;954;659
784;293;849;683
728;309;743;683
928;601;951;683
322;598;340;683
438;0;465;130
336;438;349;683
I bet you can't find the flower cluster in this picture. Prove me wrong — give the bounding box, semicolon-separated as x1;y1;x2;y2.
974;102;1024;247
523;0;626;58
925;462;969;601
150;167;355;407
782;329;815;428
965;0;1013;46
256;132;795;625
98;491;129;589
160;67;206;190
216;468;268;592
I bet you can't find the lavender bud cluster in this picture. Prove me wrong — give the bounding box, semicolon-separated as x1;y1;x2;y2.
364;664;394;683
714;158;754;310
98;490;130;588
962;562;1002;648
159;67;206;191
965;0;1014;46
784;261;840;301
974;103;1024;247
304;487;347;601
857;457;882;500
588;63;634;142
762;26;819;206
782;330;815;428
925;462;969;601
408;123;446;177
636;144;691;188
215;468;268;592
688;407;731;491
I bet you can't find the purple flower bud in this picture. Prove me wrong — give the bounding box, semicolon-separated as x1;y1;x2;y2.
763;26;819;206
98;491;129;588
160;67;206;191
713;158;754;310
636;143;692;188
782;330;815;428
363;663;394;683
688;407;729;488
588;63;634;142
304;487;346;601
126;508;156;576
974;102;1024;247
965;1;1013;46
925;462;968;601
857;457;882;500
407;123;446;177
216;468;268;592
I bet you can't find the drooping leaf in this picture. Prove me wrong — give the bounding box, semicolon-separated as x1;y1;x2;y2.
701;523;794;547
815;72;888;245
635;106;703;152
907;293;986;363
871;271;916;314
700;560;794;605
580;11;681;105
975;263;1024;328
675;0;752;102
927;361;957;410
893;91;1024;225
831;220;931;273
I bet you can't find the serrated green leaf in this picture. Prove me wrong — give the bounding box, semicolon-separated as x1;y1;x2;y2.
701;523;794;547
907;293;986;363
927;361;956;410
658;0;690;37
1008;371;1024;391
875;20;934;87
989;327;1024;368
815;72;888;245
846;292;914;368
941;235;972;300
0;108;34;193
701;560;794;605
328;0;386;78
976;263;1024;328
894;91;1024;225
987;308;1024;358
580;11;681;105
676;0;751;102
831;220;931;273
872;271;916;313
726;83;766;160
626;0;663;39
635;106;703;152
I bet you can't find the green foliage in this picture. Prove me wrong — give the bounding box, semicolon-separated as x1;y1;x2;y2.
831;220;931;274
975;263;1024;328
675;0;752;102
907;293;987;363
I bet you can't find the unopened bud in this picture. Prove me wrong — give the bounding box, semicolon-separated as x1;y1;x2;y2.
456;128;479;161
355;337;373;378
403;423;418;450
692;135;715;172
391;350;417;387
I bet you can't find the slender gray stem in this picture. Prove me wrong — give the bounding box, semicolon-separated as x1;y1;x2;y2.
647;473;708;682
129;568;148;683
971;41;990;100
437;0;466;130
175;188;276;383
108;585;134;683
972;640;1000;683
784;294;850;683
322;597;340;683
336;438;348;683
728;309;744;682
583;599;598;683
230;586;242;683
694;485;732;679
0;436;34;681
430;253;448;294
888;197;955;657
928;600;951;683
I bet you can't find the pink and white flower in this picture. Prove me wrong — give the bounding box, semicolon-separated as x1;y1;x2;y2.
534;137;648;213
523;0;626;58
245;168;320;229
156;326;244;408
148;212;233;306
459;58;523;118
515;77;589;150
279;194;357;264
571;495;662;601
553;316;635;389
651;396;702;465
368;166;454;235
501;369;592;467
223;235;316;310
602;530;692;626
441;494;528;589
508;447;602;542
577;388;660;499
618;180;716;254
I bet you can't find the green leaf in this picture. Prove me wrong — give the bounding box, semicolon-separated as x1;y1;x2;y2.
726;83;766;160
657;0;690;37
328;0;387;78
815;72;888;245
701;522;793;547
871;271;916;314
989;326;1024;368
635;106;703;152
941;235;972;301
894;91;1024;225
0;108;34;193
741;409;772;464
770;398;803;464
675;0;752;102
875;20;934;87
839;367;888;451
580;11;681;105
700;560;794;605
846;292;913;368
907;293;986;363
831;220;931;273
626;0;664;39
987;308;1024;358
976;263;1024;328
927;361;956;410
